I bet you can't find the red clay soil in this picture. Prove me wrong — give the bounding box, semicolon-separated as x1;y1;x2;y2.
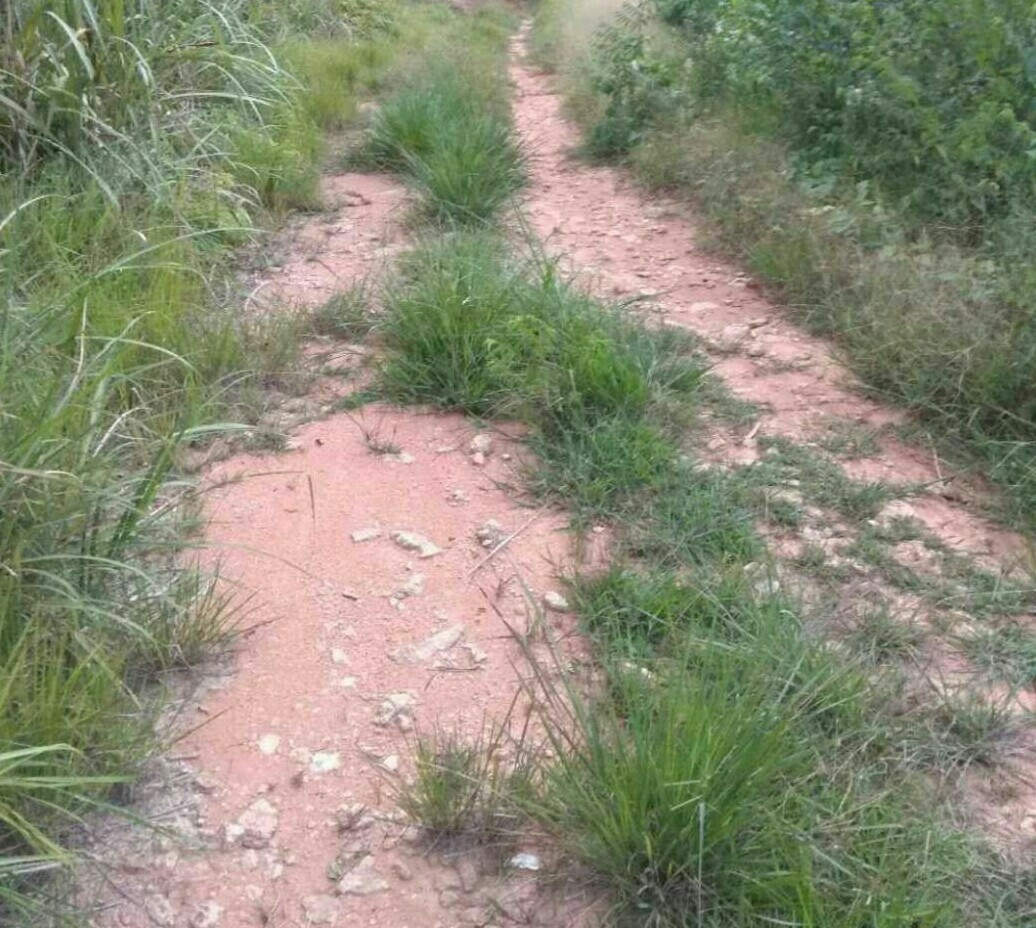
87;173;591;927
86;22;1035;928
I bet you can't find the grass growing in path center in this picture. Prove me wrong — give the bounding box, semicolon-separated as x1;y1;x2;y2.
379;232;704;516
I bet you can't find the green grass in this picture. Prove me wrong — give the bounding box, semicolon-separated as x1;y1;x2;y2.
0;0;452;916
532;0;1036;531
362;61;523;224
380;231;706;517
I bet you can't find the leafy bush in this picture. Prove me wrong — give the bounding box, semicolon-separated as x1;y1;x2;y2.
659;0;1036;231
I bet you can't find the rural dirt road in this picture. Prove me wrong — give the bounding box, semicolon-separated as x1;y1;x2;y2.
86;21;1033;928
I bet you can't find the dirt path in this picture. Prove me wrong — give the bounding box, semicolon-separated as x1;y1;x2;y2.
509;27;1022;568
85;175;590;928
84;20;1035;927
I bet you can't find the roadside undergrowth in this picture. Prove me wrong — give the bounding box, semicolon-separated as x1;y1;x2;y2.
370;8;1036;927
529;0;1036;533
0;0;430;918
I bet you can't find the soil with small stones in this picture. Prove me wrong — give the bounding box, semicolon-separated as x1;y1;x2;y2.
83;19;1034;928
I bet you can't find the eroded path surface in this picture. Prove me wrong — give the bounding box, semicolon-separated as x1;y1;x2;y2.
86;174;587;928
86;23;1035;927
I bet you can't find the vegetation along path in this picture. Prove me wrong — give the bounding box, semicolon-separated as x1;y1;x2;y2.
24;2;1036;926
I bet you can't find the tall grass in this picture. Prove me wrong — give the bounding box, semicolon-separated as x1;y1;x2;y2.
359;7;524;225
380;232;703;516
0;0;406;916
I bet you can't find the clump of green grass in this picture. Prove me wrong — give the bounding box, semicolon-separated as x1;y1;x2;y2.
308;287;375;341
960;624;1036;688
913;689;1031;771
380;232;706;516
846;607;926;663
744;436;906;522
521;593;971;927
363;69;524;224
397;722;536;842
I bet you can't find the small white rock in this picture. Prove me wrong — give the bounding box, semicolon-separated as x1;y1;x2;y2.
380;754;400;773
310;751;342;774
390;625;465;664
469;434;494;456
374;693;416;730
337;857;389;896
331;648;348;665
508;852;542;871
235;799;279;850
542;591;571;613
351;527;381;543
257;734;281;756
470;452;486;467
391;531;442;558
189;901;223;928
395;573;426;598
301;894;338;925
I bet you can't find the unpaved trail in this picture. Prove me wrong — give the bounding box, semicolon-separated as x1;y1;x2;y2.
510;27;1022;567
507;24;1036;849
85;174;590;928
84;20;1036;927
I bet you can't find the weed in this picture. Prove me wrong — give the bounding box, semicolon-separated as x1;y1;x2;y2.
819;419;884;460
915;689;1031;771
745;437;904;522
309;288;375;341
960;625;1036;688
846;607;926;664
397;722;535;842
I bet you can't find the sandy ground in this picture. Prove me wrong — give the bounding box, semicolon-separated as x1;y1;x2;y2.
81;20;1034;928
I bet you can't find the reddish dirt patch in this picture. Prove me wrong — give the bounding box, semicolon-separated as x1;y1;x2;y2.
87;171;589;928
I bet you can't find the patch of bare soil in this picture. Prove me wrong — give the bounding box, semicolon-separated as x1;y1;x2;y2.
81;172;593;928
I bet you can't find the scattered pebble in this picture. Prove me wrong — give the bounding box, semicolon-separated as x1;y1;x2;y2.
469;434;494;456
301;894;339;925
508;852;542;871
351;527;381;543
391;859;414;882
448;488;470;504
374;693;416;731
331;648;348;665
189;901;223;928
336;857;388;896
232;798;279;850
391;530;442;558
395;573;426;598
310;751;342;774
380;754;400;773
476;520;505;549
336;803;372;832
390;625;465;664
257;734;281;756
543;590;571;613
470;451;487;467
